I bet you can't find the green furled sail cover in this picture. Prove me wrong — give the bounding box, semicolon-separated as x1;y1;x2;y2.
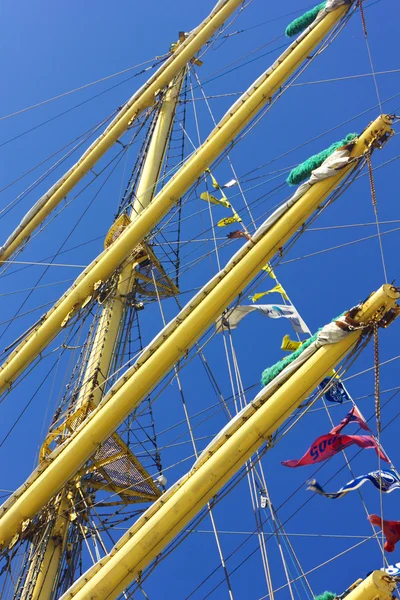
314;593;336;600
285;2;327;37
261;332;316;386
286;133;358;186
261;314;345;387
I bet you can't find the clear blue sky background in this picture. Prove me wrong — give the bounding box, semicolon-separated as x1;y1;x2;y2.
1;0;400;598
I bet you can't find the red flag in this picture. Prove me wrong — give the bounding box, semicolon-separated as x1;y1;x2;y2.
282;433;389;468
369;515;400;552
330;406;370;435
227;230;250;240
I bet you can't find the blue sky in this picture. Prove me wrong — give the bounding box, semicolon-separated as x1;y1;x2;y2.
1;0;400;598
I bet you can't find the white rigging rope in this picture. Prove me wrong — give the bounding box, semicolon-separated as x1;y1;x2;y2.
188;67;317;596
150;268;235;599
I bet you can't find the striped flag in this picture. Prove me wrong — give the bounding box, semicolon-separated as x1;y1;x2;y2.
308;470;400;500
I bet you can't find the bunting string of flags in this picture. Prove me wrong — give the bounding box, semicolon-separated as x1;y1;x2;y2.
318;375;349;404
200;191;231;209
382;561;400;576
217;304;308;334
217;213;242;227
205;168;237;191
292;373;400;554
282;407;389;468
203;170;400;554
307;469;400;500
199;170;243;229
368;515;400;552
249;284;289;303
261;263;277;279
227;230;250;240
281;334;303;352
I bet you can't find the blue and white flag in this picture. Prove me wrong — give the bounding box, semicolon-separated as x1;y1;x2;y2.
216;304;308;334
307;469;400;500
367;561;400;577
319;377;349;404
382;562;400;576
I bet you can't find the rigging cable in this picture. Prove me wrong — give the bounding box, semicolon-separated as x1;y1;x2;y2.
0;111;117;208
0;59;166;148
0;56;169;122
186;76;278;594
150;137;236;599
189;73;313;596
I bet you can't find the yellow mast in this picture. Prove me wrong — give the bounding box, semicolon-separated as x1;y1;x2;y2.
73;70;185;412
0;113;393;551
0;0;244;262
22;70;186;600
58;285;400;600
342;571;396;599
0;0;355;395
21;495;70;600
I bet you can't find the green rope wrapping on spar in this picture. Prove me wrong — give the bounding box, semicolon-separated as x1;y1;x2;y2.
285;2;326;37
314;593;336;600
261;313;345;387
286;133;358;186
261;333;317;386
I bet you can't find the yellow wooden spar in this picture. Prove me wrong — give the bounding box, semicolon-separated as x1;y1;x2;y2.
0;0;355;395
0;0;244;262
0;114;392;550
341;571;396;599
58;285;399;600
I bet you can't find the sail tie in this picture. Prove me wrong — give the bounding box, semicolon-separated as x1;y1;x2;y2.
286;133;358;186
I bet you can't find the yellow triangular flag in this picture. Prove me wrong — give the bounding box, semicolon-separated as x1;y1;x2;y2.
261;263;277;279
200;192;221;206
281;334;302;352
250;284;289;303
200;192;231;209
219;195;232;209
217;213;242;227
205;168;221;190
249;292;269;303
210;174;220;190
270;283;289;301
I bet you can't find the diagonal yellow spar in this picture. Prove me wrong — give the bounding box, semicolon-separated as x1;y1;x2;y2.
0;0;245;262
59;285;400;600
343;571;396;599
0;113;393;550
0;0;356;395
